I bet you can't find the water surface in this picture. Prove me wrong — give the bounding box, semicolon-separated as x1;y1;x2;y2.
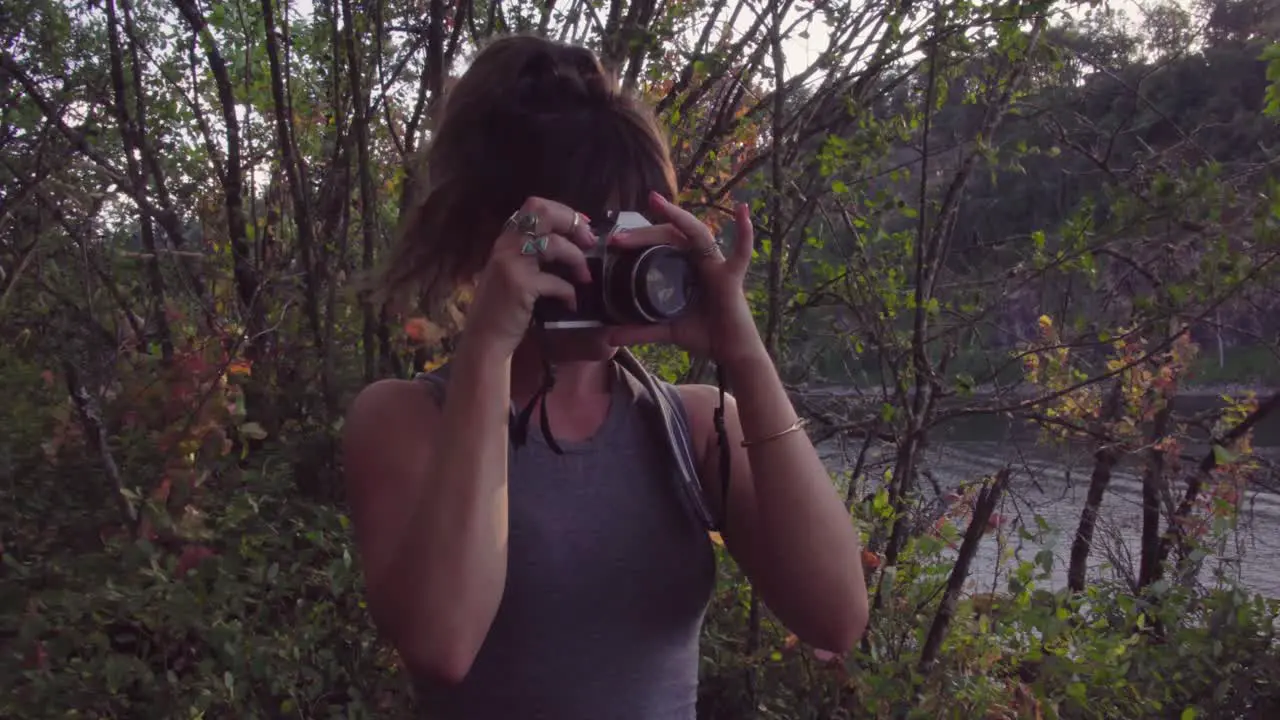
815;393;1280;598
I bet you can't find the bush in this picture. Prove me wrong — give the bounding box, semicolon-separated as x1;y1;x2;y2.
2;448;416;719
5;348;1279;719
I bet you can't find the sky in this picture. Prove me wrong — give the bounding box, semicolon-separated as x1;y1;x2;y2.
776;0;1199;79
281;0;1194;87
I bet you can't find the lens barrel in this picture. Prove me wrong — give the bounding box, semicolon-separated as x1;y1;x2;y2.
604;245;696;325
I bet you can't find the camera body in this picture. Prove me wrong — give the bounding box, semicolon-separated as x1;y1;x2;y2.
534;210;699;329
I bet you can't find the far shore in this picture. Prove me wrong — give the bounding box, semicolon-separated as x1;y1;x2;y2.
790;381;1278;401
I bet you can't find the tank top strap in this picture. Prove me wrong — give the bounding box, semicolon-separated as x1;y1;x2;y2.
412;355;717;532
412;364;451;403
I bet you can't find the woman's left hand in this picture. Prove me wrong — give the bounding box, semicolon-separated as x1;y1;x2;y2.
605;191;766;365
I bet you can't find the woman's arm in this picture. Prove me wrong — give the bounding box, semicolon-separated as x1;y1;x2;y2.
343;197;592;683
679;342;868;652
342;337;513;683
608;194;867;649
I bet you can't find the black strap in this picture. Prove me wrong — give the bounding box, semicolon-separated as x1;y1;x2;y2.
536;365;563;454
714;362;731;536
510;322;565;455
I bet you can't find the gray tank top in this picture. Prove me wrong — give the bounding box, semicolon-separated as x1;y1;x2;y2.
412;363;717;719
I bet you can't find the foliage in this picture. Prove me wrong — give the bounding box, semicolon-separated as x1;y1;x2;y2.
3;445;414;718
699;499;1280;719
3;0;1280;717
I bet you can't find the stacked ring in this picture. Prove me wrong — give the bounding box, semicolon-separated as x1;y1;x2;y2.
694;239;723;258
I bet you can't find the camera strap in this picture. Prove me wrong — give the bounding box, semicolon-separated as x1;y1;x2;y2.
609;349;729;534
508;322;565;455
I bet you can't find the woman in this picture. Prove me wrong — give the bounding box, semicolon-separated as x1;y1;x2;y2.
343;34;868;719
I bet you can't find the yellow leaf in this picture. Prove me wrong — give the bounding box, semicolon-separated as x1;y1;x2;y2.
239;422;268;440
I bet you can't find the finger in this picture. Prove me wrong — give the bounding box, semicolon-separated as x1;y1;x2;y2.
606;324;674;347
517;197;596;248
606;223;688;250
532;233;592;284
498;231;591;284
730;202;755;273
646;191;719;256
531;272;579;311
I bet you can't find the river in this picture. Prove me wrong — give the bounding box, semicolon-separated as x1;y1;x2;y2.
814;394;1280;599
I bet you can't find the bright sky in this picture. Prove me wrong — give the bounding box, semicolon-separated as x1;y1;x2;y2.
284;0;1192;90
776;0;1199;77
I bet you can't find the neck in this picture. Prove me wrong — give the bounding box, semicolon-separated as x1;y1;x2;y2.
509;338;614;405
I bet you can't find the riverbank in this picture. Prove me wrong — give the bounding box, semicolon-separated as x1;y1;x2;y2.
792;381;1278;401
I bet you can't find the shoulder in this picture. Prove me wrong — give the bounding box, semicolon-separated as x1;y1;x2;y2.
342;378;445;516
674;383;738;452
675;383;731;414
347;377;440;423
343;378;442;459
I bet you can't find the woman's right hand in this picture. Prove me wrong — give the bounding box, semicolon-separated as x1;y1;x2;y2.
461;197;597;358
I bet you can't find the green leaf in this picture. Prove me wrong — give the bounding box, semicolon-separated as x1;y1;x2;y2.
1035;549;1054;574
1181;707;1198;720
1067;681;1087;703
880;403;896;424
1212;444;1238;465
872;488;889;512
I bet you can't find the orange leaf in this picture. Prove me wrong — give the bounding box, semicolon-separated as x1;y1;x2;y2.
861;549;882;570
405;317;447;345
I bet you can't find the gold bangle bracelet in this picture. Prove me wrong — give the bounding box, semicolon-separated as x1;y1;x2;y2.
741;417;809;448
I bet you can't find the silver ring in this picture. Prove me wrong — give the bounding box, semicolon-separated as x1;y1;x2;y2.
694;239;722;258
520;235;549;256
569;213;581;234
506;210;541;237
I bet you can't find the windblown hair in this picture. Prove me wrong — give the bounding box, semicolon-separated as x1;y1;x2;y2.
378;34;679;314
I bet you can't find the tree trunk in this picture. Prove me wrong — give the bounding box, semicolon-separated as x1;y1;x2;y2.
173;0;266;418
341;0;380;386
1067;445;1119;592
919;468;1010;672
105;0;174;363
1156;392;1280;574
261;0;336;416
1138;403;1172;587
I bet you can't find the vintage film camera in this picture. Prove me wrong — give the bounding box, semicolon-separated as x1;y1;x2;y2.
534;210;699;329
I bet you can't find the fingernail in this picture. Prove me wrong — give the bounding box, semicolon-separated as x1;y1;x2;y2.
650;191;667;205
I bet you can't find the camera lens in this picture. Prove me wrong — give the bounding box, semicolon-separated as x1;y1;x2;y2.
632;246;696;321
